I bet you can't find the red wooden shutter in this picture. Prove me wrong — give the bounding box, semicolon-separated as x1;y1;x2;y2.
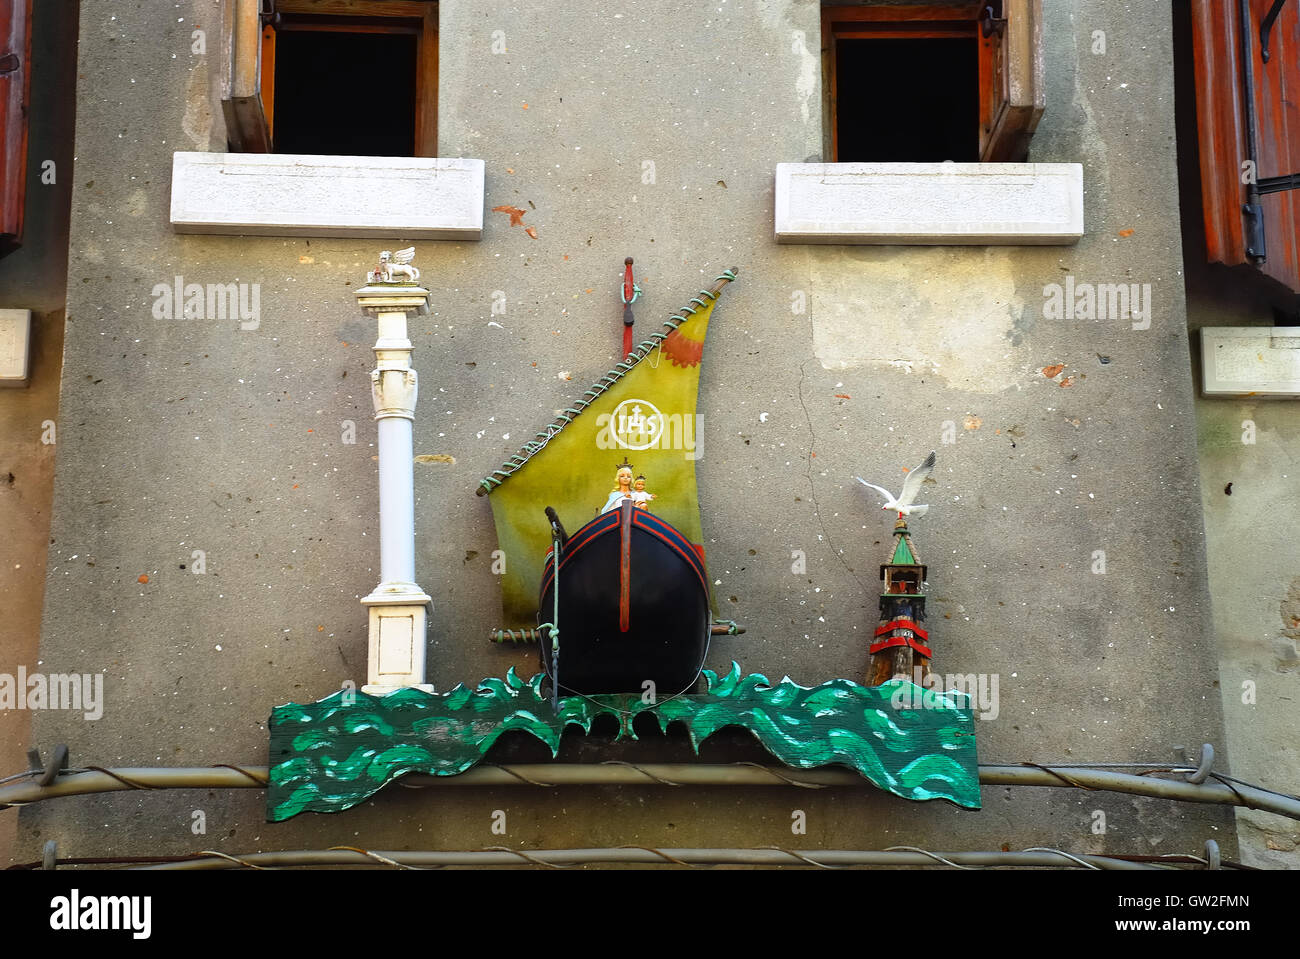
0;0;31;251
979;0;1045;162
1191;0;1300;293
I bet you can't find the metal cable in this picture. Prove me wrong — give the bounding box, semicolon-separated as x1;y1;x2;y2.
1021;847;1102;870
619;845;695;867
111;846;1179;871
15;846;1252;871
194;850;268;870
758;847;837;869
0;769;39;787
3;759;1298;820
481;846;568;869
597;761;681;786
1016;761;1300;804
1013;762;1097;790
730;761;831;789
329;846;417;870
20;842;1253;868
883;845;980;870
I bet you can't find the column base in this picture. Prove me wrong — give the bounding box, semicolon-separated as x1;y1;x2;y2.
361;583;433;692
362;683;437;696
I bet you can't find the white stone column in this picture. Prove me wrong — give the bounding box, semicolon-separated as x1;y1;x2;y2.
354;281;434;694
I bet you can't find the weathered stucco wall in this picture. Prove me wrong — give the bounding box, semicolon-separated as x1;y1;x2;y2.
1171;0;1298;869
0;1;78;866
1186;272;1300;869
18;0;1237;863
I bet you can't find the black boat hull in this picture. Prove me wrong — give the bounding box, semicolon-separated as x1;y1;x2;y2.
539;502;710;695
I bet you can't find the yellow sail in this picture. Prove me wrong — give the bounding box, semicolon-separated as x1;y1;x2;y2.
479;270;736;625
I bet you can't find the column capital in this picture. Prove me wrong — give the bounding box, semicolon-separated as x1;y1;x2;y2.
371;368;418;420
354;284;432;316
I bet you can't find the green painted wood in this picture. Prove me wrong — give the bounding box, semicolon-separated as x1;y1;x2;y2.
890;535;917;566
266;662;980;821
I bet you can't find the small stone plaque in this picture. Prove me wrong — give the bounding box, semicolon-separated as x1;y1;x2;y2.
1201;326;1300;398
0;309;32;387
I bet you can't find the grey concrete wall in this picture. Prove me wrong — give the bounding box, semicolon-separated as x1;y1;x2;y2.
16;0;1238;864
1186;268;1300;868
0;0;79;865
1171;0;1298;869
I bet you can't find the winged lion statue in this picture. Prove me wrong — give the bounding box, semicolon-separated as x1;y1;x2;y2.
371;247;420;283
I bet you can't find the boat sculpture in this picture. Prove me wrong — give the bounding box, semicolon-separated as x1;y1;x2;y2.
539;498;711;695
476;267;740;700
264;262;982;823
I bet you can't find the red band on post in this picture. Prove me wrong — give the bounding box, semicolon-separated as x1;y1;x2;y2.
869;635;933;659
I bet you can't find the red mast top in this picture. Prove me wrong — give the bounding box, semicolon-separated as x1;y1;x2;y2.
621;257;638;359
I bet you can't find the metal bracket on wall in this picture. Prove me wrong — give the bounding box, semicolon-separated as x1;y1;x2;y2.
1257;172;1300;195
980;2;1006;39
1241;0;1299;261
1260;0;1288;62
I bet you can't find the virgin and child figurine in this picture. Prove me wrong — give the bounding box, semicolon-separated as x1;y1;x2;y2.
600;458;657;514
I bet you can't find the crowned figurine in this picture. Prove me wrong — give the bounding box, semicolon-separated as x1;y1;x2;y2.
600;457;637;515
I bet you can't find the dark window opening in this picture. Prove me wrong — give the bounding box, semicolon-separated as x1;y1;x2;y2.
834;38;979;162
273;30;417;157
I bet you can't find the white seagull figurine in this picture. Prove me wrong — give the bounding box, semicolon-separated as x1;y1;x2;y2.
855;451;937;518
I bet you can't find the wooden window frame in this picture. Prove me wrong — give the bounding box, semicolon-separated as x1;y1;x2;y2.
821;1;1043;164
1;0;32;252
221;0;438;157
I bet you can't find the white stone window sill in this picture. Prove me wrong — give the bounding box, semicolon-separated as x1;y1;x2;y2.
170;152;485;240
1201;327;1300;398
775;162;1084;245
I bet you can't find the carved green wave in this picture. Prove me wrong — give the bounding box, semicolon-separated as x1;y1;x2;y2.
267;663;979;821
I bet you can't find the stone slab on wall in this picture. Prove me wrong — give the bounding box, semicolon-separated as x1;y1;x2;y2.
775;162;1084;244
1201;326;1300;397
170;153;485;239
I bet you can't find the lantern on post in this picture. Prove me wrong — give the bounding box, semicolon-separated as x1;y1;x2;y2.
854;451;937;687
869;518;933;688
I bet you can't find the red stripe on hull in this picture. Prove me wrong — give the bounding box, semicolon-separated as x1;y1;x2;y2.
631;512;709;596
539;508;710;602
619;501;633;632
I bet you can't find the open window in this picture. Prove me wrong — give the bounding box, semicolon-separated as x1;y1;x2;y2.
1188;0;1300;294
776;1;1070;245
822;1;1044;163
175;0;477;239
220;0;437;156
0;0;31;254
